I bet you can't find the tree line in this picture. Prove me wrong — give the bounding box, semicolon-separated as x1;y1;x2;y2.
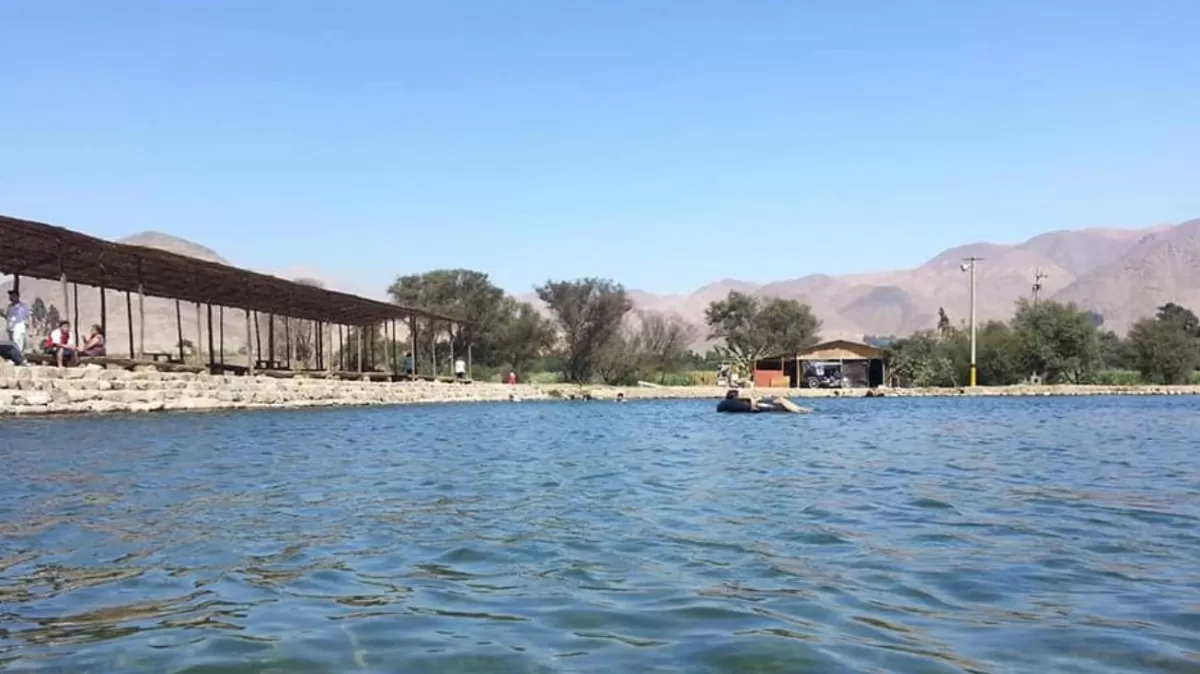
372;267;1200;387
380;270;823;385
881;300;1200;386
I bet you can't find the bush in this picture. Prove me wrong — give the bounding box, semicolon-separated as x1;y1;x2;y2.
1093;369;1143;386
659;373;695;386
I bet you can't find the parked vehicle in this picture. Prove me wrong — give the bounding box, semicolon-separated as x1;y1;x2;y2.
802;361;850;389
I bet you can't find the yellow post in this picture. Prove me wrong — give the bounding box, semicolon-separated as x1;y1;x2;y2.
970;364;977;387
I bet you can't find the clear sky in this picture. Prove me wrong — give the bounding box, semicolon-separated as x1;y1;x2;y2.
2;1;1199;298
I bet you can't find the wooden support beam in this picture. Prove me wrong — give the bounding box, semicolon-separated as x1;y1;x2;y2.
267;312;275;365
245;308;254;376
59;272;69;332
254;311;262;362
125;291;134;358
219;306;225;366
356;325;363;372
137;285;146;358
390;319;397;374
409;316;417;377
71;283;80;347
206;304;215;370
194;303;203;365
99;285;107;338
175;299;184;361
284;316;291;369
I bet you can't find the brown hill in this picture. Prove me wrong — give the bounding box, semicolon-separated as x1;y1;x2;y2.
518;221;1180;347
1054;219;1200;332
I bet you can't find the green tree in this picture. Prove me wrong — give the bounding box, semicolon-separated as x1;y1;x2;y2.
491;298;557;376
1010;299;1101;383
704;291;821;376
974;320;1023;385
536;277;632;383
1097;330;1132;370
636;311;696;381
387;269;508;369
885;330;957;387
1126;303;1200;384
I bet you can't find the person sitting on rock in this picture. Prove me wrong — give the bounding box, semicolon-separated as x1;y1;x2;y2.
42;320;75;367
80;324;106;359
0;337;25;366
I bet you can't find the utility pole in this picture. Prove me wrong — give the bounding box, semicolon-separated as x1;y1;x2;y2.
1032;269;1048;307
961;257;982;387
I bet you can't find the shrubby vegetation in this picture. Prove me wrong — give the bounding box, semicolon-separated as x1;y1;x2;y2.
886;300;1200;386
346;266;1200;387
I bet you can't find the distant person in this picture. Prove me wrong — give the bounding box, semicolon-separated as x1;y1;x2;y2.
5;290;29;354
402;351;413;376
454;357;467;380
0;337;25;366
507;370;517;385
80;324;106;358
43;320;74;367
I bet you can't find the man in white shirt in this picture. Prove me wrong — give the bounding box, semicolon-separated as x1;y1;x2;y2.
5;290;29;353
454;357;467;380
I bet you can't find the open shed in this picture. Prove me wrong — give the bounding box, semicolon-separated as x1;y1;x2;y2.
753;339;886;388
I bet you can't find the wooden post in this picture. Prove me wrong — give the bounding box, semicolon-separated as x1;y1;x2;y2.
467;342;473;381
125;291;134;357
175;300;184;361
368;323;376;371
431;322;437;377
390;319;397;374
284;317;292;369
356;325;363;372
137;285;145;359
267;312;275;367
245;309;255;376
409;316;417;377
448;323;455;378
99;285;107;339
219;306;225;366
337;324;344;371
254;312;262;364
58;272;69;334
206;304;215;371
195;303;203;365
316;321;323;370
72;283;79;347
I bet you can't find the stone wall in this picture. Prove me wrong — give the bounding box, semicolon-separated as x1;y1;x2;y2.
4;364;1199;417
0;364;550;416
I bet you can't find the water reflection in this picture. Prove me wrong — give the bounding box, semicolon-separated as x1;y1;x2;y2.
1;397;1199;672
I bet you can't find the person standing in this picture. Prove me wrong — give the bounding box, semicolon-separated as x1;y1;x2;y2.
454;357;467;380
5;290;29;354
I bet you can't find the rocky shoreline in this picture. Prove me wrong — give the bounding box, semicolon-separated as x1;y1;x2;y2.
2;364;1199;417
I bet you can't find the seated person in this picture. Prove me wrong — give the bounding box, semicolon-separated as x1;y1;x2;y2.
80;324;106;357
0;337;24;366
43;320;75;367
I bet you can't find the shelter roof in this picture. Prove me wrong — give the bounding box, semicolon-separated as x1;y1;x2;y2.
0;214;464;325
763;339;885;361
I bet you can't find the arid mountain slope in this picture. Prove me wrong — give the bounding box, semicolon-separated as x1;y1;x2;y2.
520;221;1186;346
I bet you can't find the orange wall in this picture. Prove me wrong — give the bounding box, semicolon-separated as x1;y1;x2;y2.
753;369;789;388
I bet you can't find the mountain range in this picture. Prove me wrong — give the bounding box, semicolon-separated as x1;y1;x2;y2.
519;217;1200;344
5;218;1200;353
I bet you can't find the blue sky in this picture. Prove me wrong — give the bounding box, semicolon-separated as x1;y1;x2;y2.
2;1;1198;297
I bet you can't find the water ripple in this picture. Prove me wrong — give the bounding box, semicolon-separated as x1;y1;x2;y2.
2;397;1200;672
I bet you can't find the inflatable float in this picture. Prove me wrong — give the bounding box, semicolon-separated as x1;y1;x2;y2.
717;391;811;414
